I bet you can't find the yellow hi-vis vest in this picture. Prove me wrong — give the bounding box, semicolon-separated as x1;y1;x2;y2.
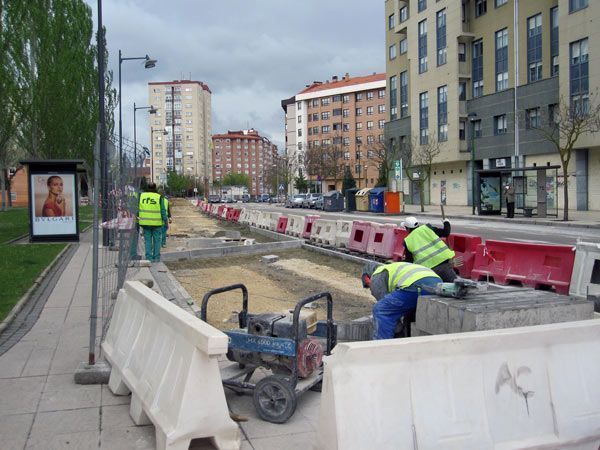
404;225;455;269
138;192;163;227
163;197;169;216
373;262;440;292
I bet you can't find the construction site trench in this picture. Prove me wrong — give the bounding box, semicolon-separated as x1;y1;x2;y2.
164;199;373;329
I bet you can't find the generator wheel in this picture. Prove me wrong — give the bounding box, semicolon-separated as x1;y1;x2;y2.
253;376;297;423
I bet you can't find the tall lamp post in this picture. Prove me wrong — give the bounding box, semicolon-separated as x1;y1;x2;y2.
468;112;478;215
356;144;362;189
118;51;157;172
133;103;157;178
150;127;168;183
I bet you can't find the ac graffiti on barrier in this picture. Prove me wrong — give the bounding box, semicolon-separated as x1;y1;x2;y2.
495;362;535;416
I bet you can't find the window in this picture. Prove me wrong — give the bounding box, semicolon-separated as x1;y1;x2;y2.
418;20;428;73
333;122;342;131
342;94;350;103
419;92;429;145
378;89;385;98
495;0;507;6
459;120;466;140
342;109;349;117
297;129;302;137
356;122;363;130
475;0;487;17
570;0;588;13
418;0;427;13
388;13;395;30
322;97;330;106
400;38;407;54
472;39;484;97
343;137;350;146
367;135;375;144
298;115;302;124
356;93;363;101
400;6;408;22
312;99;319;107
333;108;342;116
458;43;466;62
378;105;385;113
570;38;589;113
526;107;541;128
459;81;467;101
321;111;330;120
343;123;350;132
494;114;507;134
473;119;482;138
437;86;448;142
322;125;330;133
367;91;374;100
495;28;509;91
379;135;385;143
527;14;543;82
379;119;385;129
356;107;363;116
400;71;408;118
367;106;374;115
389;44;397;60
390;75;398;120
437;9;447;66
344;152;350;160
332;94;342;102
367;121;374;130
551;7;559;76
312;126;319;134
297;101;302;110
312;113;319;121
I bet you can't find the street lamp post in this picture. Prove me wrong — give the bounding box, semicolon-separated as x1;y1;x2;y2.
118;51;157;172
133;103;157;179
356;144;362;189
468;112;478;215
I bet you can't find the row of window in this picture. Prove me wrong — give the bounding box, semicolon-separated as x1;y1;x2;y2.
306;134;385;149
298;90;386;110
300;106;385;123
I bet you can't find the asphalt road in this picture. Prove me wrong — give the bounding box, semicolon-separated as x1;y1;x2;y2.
245;203;600;246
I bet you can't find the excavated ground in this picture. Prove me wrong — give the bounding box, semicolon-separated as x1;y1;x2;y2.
164;199;374;329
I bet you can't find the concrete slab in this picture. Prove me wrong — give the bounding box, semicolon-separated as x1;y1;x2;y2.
38;374;101;412
250;432;317;450
26;429;99;450
100;385;130;406
0;341;33;378
0;412;34;450
0;376;45;415
99;425;155;450
29;407;99;437
100;404;138;429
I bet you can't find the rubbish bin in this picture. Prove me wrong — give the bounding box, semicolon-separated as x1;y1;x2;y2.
323;190;344;212
355;188;372;212
345;188;359;212
384;191;402;214
368;187;387;213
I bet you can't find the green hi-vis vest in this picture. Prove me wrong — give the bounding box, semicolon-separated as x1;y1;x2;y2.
138;192;163;227
404;225;455;269
163;197;169;215
373;262;440;292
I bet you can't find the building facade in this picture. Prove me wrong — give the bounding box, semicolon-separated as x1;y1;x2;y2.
212;129;278;196
284;73;387;193
385;0;599;210
147;80;212;189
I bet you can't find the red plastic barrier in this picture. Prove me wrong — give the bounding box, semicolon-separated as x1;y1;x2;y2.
366;223;398;258
276;216;289;234
302;215;320;239
226;207;238;222
471;240;575;294
232;208;241;223
391;228;410;261
216;205;225;219
447;233;483;279
348;221;376;253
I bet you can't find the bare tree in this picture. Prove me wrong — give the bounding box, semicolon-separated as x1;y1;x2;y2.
368;139;401;188
533;95;600;221
304;133;345;190
404;135;441;212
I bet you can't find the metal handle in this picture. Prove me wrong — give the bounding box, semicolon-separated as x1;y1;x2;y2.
292;292;334;355
200;284;248;328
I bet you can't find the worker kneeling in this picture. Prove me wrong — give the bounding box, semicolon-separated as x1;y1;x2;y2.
362;261;441;340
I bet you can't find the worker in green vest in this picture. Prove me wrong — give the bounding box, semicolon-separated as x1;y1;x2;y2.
138;182;167;262
401;216;457;282
161;194;172;248
362;261;441;339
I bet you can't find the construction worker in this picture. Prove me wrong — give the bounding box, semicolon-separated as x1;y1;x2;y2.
161;194;172;248
128;177;147;260
401;216;457;282
138;182;167;262
362;261;441;340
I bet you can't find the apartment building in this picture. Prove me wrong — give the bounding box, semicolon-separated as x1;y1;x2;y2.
284;73;387;193
385;0;599;210
147;80;212;188
212;129;278;196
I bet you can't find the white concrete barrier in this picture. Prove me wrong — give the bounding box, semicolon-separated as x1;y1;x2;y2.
570;241;600;298
238;208;250;224
310;219;337;245
335;220;353;248
318;320;600;450
286;214;304;237
102;281;240;450
257;211;270;229
248;209;259;226
267;212;282;231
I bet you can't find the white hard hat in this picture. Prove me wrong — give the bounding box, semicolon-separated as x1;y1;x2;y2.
401;216;419;229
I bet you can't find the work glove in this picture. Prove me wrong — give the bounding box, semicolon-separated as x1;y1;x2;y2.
443;218;450;224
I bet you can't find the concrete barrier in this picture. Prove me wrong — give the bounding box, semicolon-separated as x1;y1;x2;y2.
335;220;353;248
286;214;304;237
102;281;240;450
318;319;600;450
570;241;600;299
267;212;282;231
238;208;249;224
310;219;337;245
257;211;270;229
248;209;260;227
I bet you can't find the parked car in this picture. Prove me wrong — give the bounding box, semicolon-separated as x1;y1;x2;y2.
241;194;250;203
290;194;307;208
208;194;221;203
314;195;324;210
303;193;322;208
259;194;271;203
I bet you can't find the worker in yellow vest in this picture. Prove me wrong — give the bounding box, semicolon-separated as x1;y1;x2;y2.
138;183;167;262
362;261;441;339
401;216;457;282
161;195;172;248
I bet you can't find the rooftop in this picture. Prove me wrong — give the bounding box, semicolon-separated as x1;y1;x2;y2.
298;73;386;95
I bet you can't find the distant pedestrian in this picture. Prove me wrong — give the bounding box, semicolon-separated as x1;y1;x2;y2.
505;183;515;218
161;195;172;248
138;182;167;262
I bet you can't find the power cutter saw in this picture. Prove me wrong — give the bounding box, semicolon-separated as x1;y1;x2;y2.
434;278;488;299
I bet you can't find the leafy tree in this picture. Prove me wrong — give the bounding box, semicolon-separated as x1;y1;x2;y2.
166;170;193;196
404;135;441;212
222;172;250;189
294;170;308;193
533;95;600;221
341;166;356;194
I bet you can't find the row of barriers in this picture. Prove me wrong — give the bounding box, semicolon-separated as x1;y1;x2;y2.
194;200;588;296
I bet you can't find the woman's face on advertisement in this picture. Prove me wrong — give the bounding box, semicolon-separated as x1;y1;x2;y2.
49;178;63;195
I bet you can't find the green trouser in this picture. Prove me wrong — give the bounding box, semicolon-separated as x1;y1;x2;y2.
162;223;168;247
142;226;162;262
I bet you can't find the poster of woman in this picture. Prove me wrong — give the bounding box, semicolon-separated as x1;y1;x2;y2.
31;173;77;236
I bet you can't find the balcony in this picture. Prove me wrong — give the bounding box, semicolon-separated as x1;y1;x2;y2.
458;61;471;79
457;21;476;42
394;21;407;37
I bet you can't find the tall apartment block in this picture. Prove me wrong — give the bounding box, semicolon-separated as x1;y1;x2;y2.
147;80;212;188
283;73;387;192
212;129;278;196
385;0;599;210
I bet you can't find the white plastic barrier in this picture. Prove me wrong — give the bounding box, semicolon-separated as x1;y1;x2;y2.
238;208;250;225
248;209;259;226
257;211;270;229
570;241;600;298
211;204;219;216
335;220;353;248
310;219;337;245
268;212;282;231
286;214;304;237
318;320;600;450
102;281;240;450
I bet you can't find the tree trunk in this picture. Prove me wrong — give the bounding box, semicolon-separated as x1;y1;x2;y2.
562;166;569;221
0;168;5;211
6;169;12;208
419;180;425;212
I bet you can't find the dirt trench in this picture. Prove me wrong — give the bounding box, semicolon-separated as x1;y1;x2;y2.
164;199;374;329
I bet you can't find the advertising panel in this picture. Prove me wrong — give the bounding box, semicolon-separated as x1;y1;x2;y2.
30;173;77;237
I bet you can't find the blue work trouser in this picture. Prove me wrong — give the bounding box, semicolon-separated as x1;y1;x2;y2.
142;226;163;262
372;276;440;340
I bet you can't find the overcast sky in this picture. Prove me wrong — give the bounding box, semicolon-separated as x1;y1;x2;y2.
85;0;384;152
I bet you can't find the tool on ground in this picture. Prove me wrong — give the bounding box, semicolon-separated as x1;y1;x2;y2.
435;277;488;298
200;284;336;424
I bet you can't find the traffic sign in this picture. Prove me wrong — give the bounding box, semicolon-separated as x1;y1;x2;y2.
394;160;401;169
